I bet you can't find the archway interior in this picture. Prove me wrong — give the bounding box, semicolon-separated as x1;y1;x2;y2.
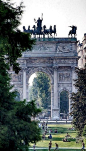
15;91;20;101
60;90;69;119
29;72;51;118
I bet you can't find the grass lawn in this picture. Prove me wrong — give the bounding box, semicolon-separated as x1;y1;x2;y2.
29;124;84;151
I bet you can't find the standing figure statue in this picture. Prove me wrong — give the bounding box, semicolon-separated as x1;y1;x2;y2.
68;25;77;37
34;13;43;35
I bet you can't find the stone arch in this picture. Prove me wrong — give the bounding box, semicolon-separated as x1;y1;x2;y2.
10;38;77;119
27;67;53;85
27;67;53;117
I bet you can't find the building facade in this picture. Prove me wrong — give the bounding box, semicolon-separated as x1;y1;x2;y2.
10;37;78;119
77;33;86;68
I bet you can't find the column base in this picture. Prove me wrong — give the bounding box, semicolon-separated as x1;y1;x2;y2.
51;108;60;120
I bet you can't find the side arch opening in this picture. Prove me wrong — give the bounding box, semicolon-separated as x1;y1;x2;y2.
60;90;69;119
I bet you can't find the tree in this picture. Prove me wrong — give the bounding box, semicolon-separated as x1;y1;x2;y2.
70;66;86;136
60;91;69;114
0;0;41;151
29;72;51;109
0;0;35;73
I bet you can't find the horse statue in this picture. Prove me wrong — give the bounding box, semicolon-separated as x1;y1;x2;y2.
68;25;77;37
50;25;57;37
23;26;33;35
43;25;51;37
33;25;44;38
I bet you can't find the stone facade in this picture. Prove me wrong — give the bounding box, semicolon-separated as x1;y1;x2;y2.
10;38;78;119
77;33;86;68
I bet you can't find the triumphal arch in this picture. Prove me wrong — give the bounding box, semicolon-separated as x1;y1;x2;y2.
10;37;78;119
10;16;78;119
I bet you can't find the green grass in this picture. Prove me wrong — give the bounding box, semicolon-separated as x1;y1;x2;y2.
29;124;85;150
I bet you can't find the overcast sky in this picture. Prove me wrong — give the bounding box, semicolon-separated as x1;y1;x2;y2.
12;0;86;42
12;0;86;84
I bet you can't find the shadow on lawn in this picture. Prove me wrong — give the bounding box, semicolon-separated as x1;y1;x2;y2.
47;127;76;134
45;137;76;141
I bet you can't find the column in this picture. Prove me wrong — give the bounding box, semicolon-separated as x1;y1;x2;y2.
23;69;27;100
51;82;54;118
52;68;59;119
72;67;77;93
54;68;58;108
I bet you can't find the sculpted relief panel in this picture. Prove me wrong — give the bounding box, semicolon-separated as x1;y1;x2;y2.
32;43;56;52
59;72;71;82
56;42;76;53
11;73;22;83
56;43;73;53
54;59;77;64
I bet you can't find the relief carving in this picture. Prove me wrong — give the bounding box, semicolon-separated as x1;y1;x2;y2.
32;43;55;51
56;43;72;53
59;73;71;82
54;59;76;64
11;73;22;82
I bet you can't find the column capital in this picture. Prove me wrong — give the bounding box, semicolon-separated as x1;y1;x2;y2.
22;67;27;71
53;66;59;70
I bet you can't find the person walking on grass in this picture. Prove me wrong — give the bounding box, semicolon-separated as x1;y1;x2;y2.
81;140;85;151
33;143;36;151
49;141;52;151
54;143;59;150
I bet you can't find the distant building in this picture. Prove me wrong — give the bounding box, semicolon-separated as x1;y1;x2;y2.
77;33;86;68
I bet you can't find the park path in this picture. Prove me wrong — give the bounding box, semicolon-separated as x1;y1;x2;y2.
29;147;81;149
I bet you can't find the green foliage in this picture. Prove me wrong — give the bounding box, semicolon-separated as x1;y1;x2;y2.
29;72;51;109
0;0;35;73
0;0;41;151
83;125;86;137
70;66;86;136
60;91;69;114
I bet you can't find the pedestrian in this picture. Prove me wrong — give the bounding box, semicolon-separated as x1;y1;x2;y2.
49;141;52;151
33;143;36;151
54;143;59;150
81;140;85;151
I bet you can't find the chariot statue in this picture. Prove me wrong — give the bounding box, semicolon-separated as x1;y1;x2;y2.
23;14;57;38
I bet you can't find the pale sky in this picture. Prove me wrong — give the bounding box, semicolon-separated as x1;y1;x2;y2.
12;0;86;85
12;0;86;42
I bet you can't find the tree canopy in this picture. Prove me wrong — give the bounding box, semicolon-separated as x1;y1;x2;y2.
0;0;35;73
0;0;41;151
70;66;86;136
29;72;51;110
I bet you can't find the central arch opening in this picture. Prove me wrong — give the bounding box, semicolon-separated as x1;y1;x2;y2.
60;90;69;119
29;72;51;119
